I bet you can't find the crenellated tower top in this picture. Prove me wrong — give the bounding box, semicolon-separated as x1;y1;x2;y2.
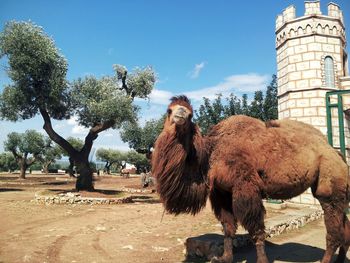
276;1;346;49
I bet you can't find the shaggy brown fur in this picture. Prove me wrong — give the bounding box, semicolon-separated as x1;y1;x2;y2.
152;95;350;263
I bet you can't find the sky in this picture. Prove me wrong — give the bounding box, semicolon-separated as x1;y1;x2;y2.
0;0;349;155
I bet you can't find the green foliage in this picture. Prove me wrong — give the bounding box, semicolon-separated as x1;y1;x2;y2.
113;65;156;99
195;96;226;135
60;137;84;156
224;93;244;116
120;116;164;153
263;74;278;121
39;138;62;171
71;76;138;128
0;20;156;189
194;75;278;134
4;130;45;177
4;130;46;158
96;148;125;168
0;21;70;121
0;152;18;172
249;90;264;120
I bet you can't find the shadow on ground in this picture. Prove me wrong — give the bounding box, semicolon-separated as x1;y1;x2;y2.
184;238;350;263
42;181;71;185
87;189;122;195
0;188;23;192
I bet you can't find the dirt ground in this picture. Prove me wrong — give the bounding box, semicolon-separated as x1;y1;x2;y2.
0;173;349;263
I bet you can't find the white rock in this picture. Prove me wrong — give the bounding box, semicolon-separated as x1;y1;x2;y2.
152;246;169;252
122;245;134;250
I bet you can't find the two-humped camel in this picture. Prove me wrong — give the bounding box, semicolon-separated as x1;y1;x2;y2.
152;95;350;263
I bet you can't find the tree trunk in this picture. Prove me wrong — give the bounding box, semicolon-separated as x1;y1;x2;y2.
43;165;49;174
43;162;51;174
106;163;112;175
40;108;114;191
19;161;27;179
75;159;94;191
68;157;75;177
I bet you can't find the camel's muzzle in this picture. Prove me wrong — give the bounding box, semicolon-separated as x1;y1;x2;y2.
173;107;189;125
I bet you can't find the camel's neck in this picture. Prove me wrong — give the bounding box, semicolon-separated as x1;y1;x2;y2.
152;123;209;215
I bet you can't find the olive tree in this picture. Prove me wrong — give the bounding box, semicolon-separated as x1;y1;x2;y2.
59;137;84;177
96;148;125;174
40;138;62;174
0;21;156;190
4;130;45;178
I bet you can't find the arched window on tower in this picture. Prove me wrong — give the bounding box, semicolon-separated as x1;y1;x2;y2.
324;56;335;88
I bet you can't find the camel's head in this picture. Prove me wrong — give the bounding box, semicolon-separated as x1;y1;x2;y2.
165;95;193;128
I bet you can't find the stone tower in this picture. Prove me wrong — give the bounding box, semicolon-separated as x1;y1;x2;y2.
276;1;349;148
276;1;350;204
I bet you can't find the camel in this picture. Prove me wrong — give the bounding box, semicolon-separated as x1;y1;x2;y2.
151;95;350;263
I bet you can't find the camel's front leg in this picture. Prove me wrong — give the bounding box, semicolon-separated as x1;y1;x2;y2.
211;213;237;263
249;228;269;263
231;179;268;262
210;189;237;263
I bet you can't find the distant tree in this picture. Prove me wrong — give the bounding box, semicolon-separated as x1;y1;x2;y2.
224;93;243;116
249;90;264;120
0;152;18;172
195;95;226;135
0;21;156;190
40;138;62;174
121;117;164;155
96;148;124;174
4;130;45;178
241;94;249;116
59;137;84;177
194;74;278;132
263;74;278;121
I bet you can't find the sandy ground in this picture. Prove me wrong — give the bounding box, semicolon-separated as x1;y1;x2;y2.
0;173;349;263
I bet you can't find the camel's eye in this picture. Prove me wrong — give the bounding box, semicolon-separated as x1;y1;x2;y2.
167;109;172;115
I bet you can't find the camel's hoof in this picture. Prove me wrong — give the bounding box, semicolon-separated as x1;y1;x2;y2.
210;256;232;263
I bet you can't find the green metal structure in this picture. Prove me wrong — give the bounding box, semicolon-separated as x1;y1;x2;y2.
326;90;350;158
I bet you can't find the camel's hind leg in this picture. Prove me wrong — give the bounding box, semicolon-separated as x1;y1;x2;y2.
314;156;349;263
244;203;269;263
334;215;350;263
318;201;349;263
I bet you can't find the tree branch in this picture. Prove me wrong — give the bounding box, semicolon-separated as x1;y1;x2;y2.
26;157;36;166
10;149;21;161
120;71;135;101
81;120;115;159
39;108;78;157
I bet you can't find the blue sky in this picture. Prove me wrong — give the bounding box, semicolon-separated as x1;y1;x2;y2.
0;0;349;153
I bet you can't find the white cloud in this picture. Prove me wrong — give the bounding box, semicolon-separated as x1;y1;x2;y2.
72;125;89;135
67;116;78;125
185;73;270;101
189;62;206;79
148;89;174;105
66;116;89;135
147;73;269;106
